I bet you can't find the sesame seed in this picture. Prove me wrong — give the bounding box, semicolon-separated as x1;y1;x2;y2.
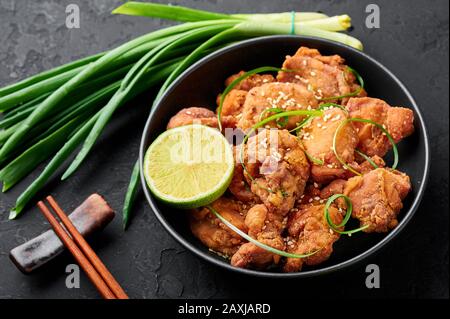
310;71;316;76
331;115;341;121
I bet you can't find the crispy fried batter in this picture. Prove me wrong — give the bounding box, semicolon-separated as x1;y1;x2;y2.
237;82;318;131
283;204;343;272
277;47;365;104
300;108;358;183
242;129;310;215
343;168;411;232
346;97;415;157
167;107;237;129
225;71;275;91
229;159;261;203
231;204;285;269
216;89;247;119
320;179;347;199
190;197;248;257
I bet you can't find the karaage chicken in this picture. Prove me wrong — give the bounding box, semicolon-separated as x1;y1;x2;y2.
165;45;415;272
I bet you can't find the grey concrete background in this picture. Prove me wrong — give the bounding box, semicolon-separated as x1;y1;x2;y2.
0;0;448;299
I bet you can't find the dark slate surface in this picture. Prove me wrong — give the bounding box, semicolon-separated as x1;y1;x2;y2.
0;0;448;299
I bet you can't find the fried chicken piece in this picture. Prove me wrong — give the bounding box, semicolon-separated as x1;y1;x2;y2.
231;130;310;269
300;108;358;183
346;97;415;157
355;155;386;173
225;71;275;91
167;107;237;129
242;129;310;215
190;197;248;257
320;179;347;199
237;82;318;131
216;89;247;119
297;183;322;205
277;47;366;104
229;159;261;203
231;204;285;269
283;204;343;272
343;168;411;233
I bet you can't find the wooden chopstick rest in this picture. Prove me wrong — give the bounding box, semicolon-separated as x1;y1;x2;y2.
10;194;114;274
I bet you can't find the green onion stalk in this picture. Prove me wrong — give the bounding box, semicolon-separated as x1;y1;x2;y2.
0;2;363;226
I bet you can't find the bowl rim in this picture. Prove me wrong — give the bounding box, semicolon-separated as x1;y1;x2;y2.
139;35;430;278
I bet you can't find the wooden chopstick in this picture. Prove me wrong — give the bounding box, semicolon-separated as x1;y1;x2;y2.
46;196;128;299
37;197;128;299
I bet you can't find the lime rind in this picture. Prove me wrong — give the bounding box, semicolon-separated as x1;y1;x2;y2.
143;124;234;209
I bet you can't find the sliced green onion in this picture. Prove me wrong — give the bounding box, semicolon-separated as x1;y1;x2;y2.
122;160;140;230
332;118;398;176
0;116;85;192
259;108;289;127
61;26;229;180
112;1;237;22
289;103;346;134
355;149;379;169
0;53;103;98
234;22;363;50
304;150;324;165
0;20;230;160
324;194;368;235
208;205;318;258
320;66;364;101
318;102;348;112
9;61;181;218
232;12;329;22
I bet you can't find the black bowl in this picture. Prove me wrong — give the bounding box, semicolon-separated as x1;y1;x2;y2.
139;36;430;278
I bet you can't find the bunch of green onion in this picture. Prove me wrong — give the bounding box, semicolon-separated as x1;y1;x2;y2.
0;2;362;226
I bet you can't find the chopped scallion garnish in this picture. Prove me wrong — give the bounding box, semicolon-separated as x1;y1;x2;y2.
324;194;368;235
332;118;398;176
208;205;319;258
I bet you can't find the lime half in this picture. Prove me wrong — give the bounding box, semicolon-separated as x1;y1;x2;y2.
143;124;234;209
